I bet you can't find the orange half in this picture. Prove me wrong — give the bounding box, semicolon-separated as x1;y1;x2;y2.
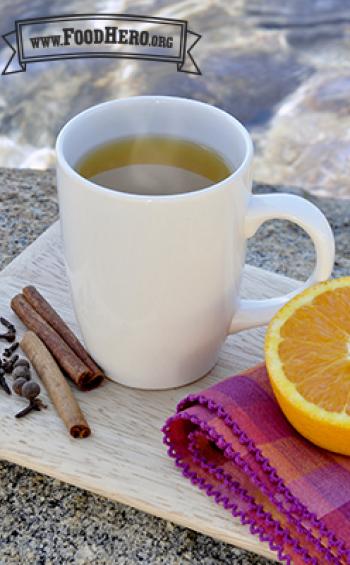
265;277;350;455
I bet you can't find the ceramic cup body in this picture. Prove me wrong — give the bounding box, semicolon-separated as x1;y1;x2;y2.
56;96;335;389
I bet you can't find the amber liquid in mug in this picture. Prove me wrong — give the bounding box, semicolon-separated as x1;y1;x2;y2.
76;136;233;196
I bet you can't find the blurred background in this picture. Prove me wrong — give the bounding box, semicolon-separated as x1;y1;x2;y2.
1;0;350;197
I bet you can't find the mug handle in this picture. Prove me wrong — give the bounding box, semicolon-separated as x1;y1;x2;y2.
229;193;335;333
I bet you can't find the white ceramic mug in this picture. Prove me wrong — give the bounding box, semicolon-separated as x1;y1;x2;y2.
56;96;335;389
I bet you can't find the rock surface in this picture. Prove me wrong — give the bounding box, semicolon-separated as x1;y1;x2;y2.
0;167;349;564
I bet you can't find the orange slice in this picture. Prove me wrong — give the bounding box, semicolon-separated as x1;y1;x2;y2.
265;277;350;455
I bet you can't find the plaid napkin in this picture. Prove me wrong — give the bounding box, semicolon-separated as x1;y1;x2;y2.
162;365;350;564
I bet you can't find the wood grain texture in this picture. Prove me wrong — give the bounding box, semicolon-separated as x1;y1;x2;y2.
0;222;300;560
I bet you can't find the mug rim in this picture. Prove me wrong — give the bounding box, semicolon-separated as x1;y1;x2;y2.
56;95;254;201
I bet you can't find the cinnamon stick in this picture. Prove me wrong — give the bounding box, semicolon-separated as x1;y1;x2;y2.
11;294;100;391
21;331;91;438
23;286;103;383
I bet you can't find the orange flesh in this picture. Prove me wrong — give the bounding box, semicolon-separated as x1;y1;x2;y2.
279;287;350;414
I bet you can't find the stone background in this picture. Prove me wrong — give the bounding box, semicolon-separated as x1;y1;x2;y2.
1;0;350;197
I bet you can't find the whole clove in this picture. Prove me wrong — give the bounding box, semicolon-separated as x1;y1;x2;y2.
2;354;19;373
13;375;46;418
15;398;41;418
15;396;47;418
0;369;11;395
13;358;30;370
0;317;16;333
21;381;40;400
3;342;19;358
12;377;27;396
0;330;16;343
0;315;47;414
0;317;16;343
12;365;30;381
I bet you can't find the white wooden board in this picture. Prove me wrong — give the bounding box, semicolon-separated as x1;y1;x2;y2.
0;222;300;560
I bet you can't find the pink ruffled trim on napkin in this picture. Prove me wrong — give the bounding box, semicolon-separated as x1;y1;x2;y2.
163;365;350;564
